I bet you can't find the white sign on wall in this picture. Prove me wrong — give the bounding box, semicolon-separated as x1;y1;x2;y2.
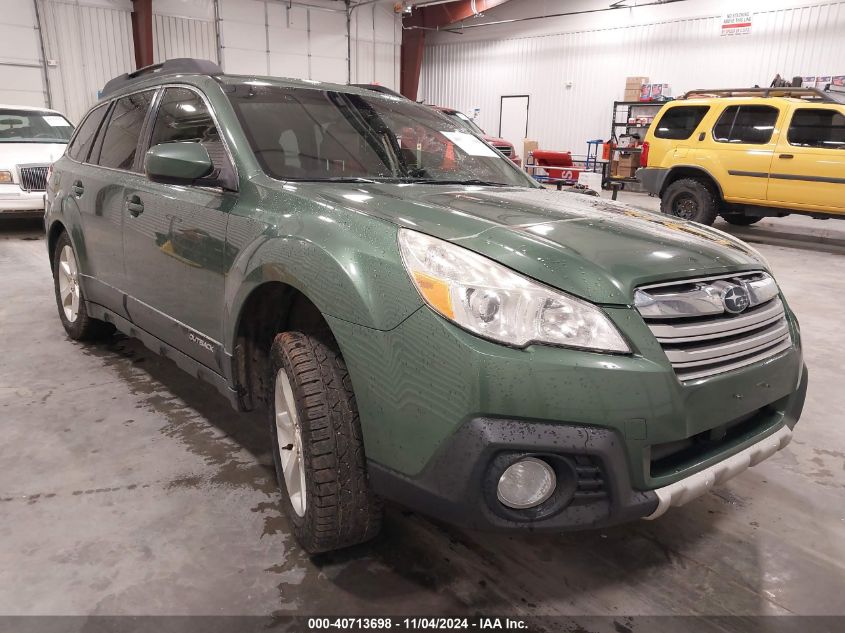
721;12;752;36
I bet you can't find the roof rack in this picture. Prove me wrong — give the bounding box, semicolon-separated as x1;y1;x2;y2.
681;87;838;103
100;58;223;99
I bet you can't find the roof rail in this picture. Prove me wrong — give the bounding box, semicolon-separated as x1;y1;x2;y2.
100;58;223;99
681;87;838;103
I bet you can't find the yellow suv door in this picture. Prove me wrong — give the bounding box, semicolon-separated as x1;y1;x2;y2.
767;104;845;213
699;103;784;203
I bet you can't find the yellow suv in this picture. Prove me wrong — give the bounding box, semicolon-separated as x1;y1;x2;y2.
638;88;845;225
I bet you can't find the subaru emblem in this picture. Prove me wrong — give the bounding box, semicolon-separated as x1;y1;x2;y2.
722;284;751;314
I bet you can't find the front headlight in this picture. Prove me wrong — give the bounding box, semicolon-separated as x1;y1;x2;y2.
0;170;13;184
398;229;630;353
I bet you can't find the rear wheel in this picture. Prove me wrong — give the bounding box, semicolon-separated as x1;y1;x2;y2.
661;178;718;225
51;232;113;341
721;213;764;226
269;330;382;554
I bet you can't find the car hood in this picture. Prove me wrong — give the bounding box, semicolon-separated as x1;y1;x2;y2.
311;184;768;305
483;135;514;149
0;142;66;168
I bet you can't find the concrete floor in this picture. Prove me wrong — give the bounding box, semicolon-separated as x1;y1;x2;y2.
1;197;844;623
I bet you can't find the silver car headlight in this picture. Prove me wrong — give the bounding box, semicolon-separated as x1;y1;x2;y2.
398;229;630;353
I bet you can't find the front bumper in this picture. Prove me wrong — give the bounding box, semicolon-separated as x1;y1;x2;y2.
367;368;805;531
327;302;807;531
0;185;46;213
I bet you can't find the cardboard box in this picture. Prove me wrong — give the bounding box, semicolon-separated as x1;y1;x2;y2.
624;88;641;101
625;76;649;87
618;154;638;169
816;76;832;89
831;76;845;93
801;76;818;88
523;139;539;161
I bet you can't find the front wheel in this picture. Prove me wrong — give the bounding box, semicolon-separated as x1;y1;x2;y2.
660;178;718;225
269;331;382;554
721;213;764;226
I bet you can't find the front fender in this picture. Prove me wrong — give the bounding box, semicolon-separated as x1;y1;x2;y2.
223;209;423;353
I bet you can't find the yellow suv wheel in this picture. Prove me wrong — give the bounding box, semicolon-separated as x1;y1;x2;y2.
660;178;718;225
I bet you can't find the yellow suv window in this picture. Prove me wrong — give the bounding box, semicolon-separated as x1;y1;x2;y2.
653;106;710;140
787;108;845;149
713;105;778;144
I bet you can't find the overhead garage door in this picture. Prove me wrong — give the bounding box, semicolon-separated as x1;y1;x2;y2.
36;0;135;122
153;1;218;65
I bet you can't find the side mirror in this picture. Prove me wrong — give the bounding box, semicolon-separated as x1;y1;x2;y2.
145;142;214;186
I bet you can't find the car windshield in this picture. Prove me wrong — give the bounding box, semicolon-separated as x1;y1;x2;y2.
0;109;74;143
226;84;536;187
443;110;486;136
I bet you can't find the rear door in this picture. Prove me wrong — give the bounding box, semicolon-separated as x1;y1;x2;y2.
121;85;237;371
767;104;845;212
698;103;784;203
82;90;156;313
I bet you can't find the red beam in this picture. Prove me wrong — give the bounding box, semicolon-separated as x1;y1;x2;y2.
400;0;510;100
131;0;154;68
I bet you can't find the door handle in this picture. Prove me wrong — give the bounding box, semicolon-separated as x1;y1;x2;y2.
779;154;794;159
71;181;84;197
698;132;706;141
125;195;144;217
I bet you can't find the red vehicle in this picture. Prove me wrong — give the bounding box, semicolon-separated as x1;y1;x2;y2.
349;85;521;166
430;106;521;165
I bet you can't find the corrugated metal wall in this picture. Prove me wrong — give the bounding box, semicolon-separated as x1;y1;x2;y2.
217;0;400;88
38;0;135;122
349;1;401;89
0;0;49;107
420;1;845;153
153;13;217;64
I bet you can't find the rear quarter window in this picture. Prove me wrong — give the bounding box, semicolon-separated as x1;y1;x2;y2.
788;108;845;149
653;106;710;140
67;104;108;162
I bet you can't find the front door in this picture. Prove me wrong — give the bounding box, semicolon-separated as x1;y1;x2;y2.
767;105;845;212
704;104;782;203
122;86;237;372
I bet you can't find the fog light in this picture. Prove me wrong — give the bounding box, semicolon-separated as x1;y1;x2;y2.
496;457;556;509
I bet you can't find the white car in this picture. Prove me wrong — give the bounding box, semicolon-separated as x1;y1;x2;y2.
0;104;74;218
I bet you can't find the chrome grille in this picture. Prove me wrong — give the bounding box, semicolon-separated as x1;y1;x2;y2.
19;165;49;192
493;144;512;157
635;272;791;382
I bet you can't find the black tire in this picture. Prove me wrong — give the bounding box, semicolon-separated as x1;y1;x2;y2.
51;232;113;341
269;331;382;554
721;213;764;226
661;178;718;225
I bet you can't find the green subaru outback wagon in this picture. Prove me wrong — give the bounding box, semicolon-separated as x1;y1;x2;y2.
45;59;807;553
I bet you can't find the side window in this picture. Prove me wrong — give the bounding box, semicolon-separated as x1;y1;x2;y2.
67;104;108;162
653;106;710;140
713;105;779;144
788;108;845;149
148;87;226;167
96;91;154;171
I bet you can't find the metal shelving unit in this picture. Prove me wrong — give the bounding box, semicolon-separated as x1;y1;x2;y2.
603;100;665;199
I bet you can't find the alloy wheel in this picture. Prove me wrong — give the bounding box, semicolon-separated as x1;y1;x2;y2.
274;368;307;517
58;245;80;323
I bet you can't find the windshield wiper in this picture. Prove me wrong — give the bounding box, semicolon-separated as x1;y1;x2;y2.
290;176;384;184
403;178;511;187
